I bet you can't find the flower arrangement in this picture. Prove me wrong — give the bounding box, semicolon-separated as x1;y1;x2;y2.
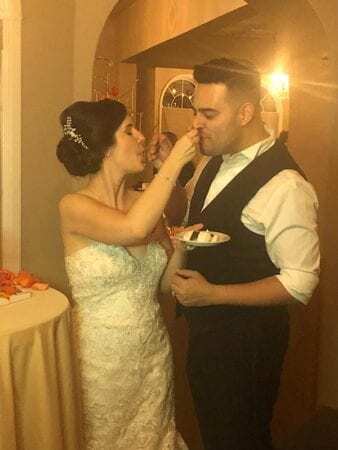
0;269;49;300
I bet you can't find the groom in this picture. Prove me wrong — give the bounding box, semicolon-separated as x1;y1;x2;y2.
172;58;320;450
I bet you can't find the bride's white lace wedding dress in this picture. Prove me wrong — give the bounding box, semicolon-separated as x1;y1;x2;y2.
65;240;187;450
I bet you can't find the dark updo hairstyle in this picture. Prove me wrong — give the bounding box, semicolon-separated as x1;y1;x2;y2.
57;99;127;176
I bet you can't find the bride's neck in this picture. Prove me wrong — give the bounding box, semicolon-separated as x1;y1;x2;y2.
86;168;127;209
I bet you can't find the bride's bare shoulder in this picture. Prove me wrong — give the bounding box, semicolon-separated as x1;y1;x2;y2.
59;191;101;219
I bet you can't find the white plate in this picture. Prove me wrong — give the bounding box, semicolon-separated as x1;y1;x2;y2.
176;230;231;247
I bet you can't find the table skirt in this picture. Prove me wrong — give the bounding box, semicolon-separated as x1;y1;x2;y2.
0;298;81;450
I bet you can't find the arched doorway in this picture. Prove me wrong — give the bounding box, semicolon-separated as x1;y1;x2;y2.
0;0;22;271
159;73;196;135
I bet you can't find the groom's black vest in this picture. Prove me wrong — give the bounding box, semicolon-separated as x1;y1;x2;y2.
180;140;305;328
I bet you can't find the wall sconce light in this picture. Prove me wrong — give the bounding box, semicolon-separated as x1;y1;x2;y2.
265;72;289;99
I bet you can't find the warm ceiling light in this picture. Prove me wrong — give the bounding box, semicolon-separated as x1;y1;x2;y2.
266;72;289;98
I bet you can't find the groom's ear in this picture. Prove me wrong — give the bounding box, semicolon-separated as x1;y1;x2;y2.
237;102;255;127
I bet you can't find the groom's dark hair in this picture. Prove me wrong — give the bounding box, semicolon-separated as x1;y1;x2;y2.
193;57;261;106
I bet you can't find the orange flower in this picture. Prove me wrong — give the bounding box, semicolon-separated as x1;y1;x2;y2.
0;268;49;298
14;271;38;288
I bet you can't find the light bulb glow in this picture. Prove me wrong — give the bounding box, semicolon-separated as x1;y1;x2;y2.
266;72;289;98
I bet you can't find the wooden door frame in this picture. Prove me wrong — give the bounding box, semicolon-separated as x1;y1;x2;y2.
0;0;22;271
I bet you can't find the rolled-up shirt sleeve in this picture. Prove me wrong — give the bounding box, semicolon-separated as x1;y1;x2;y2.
242;170;320;305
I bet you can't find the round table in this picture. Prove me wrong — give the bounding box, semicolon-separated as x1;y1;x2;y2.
0;288;81;450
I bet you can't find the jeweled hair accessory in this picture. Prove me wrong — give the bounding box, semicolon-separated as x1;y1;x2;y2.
63;116;89;150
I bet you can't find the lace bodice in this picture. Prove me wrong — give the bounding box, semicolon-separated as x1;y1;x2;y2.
66;241;167;325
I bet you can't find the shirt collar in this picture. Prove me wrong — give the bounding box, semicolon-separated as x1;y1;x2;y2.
222;134;275;163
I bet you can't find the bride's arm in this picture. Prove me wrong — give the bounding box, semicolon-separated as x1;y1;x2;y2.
59;132;198;247
160;244;188;294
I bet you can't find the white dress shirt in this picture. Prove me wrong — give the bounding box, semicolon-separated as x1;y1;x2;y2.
201;135;320;305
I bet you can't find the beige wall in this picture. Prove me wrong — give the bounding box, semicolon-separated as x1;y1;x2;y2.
73;0;118;100
19;0;121;293
93;61;137;109
21;0;75;292
307;0;338;408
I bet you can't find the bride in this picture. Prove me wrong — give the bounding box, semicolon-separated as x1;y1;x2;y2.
57;99;199;449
